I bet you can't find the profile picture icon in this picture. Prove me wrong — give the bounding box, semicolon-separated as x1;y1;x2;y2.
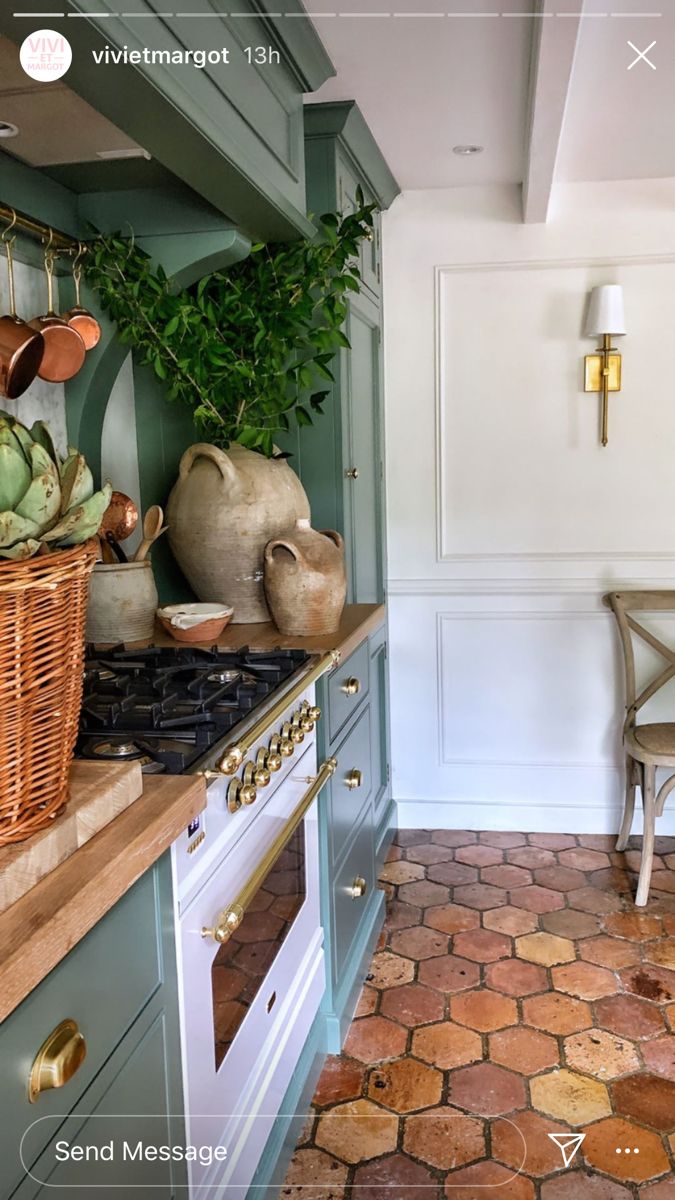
20;30;72;82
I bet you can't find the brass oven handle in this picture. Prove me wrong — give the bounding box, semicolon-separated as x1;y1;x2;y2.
29;1019;87;1104
346;769;363;791
350;876;367;900
202;757;337;944
341;677;361;697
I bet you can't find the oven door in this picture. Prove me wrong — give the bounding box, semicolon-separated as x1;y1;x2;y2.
176;749;334;1195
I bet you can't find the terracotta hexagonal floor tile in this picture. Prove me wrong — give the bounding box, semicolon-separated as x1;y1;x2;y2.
552;961;618;1001
448;1061;526;1115
378;860;425;886
343;1015;408;1063
403;1105;484;1170
367;951;416;990
389;925;448;960
379;982;445;1027
485;958;548;997
619;965;675;1004
431;830;477;847
354;985;378;1017
646;941;675;971
350;1152;436;1200
529;833;577;849
480;864;533;889
314;1098;398;1164
564;1028;640;1079
418;954;480;993
455;844;503;868
596;994;667;1040
398;879;451;908
395;830;432;846
541;1173;633;1199
642;1035;675;1080
403;842;456;866
639;1180;675;1199
523;992;593;1035
582;1116;670;1182
385;842;402;861
530;1068;611;1124
559;847;611;871
281;1147;347;1199
508;846;556;869
579;935;641;969
313;1056;365;1107
385;900;422;931
451;988;517;1032
568;886;623;914
367;1057;443;1113
424;903;481;934
543;909;602;938
512;885;565;914
452;928;512;963
667;1004;675;1031
412;1020;482;1069
427;861;479;887
590;868;636;893
612;1072;675;1131
489;1026;560;1075
444;1159;535;1200
516;931;576;966
453;882;507;911
480;831;527;848
492;1108;568;1175
534;866;588;891
604;912;664;941
484;905;539;936
581;834;619;850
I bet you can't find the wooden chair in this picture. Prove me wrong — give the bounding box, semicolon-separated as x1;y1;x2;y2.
605;591;675;906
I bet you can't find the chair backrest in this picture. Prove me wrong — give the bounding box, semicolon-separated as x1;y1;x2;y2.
605;591;675;727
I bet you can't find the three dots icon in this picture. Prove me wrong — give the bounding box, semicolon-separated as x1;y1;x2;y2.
616;1147;640;1155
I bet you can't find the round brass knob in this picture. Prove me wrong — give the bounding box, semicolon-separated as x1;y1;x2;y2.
240;783;257;806
345;467;359;480
308;705;321;723
341;677;361;697
283;721;304;745
227;779;242;813
294;711;313;733
350;876;367;900
270;734;294;759
259;747;282;773
346;768;363;791
244;762;271;789
215;746;243;776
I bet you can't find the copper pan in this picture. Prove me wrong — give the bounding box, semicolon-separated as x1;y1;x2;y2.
62;244;101;351
29;241;85;383
0;226;45;400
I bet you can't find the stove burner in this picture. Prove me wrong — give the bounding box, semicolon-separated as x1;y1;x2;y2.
91;739;142;759
207;669;242;685
97;669;117;682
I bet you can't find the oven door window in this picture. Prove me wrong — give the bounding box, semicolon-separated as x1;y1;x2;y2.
211;822;307;1069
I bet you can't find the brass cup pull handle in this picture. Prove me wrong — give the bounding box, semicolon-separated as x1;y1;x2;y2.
346;768;363;791
29;1019;87;1104
341;677;361;697
350;876;367;901
345;467;359;480
202;904;244;944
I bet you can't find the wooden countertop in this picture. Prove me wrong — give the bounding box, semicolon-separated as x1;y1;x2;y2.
0;773;205;1023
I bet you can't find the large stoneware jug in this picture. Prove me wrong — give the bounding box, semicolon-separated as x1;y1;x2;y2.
166;443;310;623
264;519;347;636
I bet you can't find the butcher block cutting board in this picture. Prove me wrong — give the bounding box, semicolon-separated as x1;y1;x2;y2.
0;761;143;913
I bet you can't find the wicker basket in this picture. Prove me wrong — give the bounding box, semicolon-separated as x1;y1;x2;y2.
0;541;97;845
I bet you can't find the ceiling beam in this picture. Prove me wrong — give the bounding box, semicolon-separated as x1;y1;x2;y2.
522;0;584;224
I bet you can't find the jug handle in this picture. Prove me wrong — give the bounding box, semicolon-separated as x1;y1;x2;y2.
265;538;305;567
320;529;345;554
177;443;239;485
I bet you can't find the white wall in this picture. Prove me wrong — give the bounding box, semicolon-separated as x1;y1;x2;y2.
383;179;675;834
2;258;67;452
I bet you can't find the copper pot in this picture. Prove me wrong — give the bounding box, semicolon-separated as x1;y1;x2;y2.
0;234;45;400
29;248;85;383
62;245;101;351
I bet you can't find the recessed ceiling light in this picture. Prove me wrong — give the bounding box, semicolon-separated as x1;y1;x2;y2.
453;144;483;156
0;122;19;139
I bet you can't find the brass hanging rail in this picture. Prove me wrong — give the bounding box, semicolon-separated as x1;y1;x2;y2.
0;202;81;254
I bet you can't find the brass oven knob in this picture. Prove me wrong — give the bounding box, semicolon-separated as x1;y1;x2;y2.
282;721;304;745
346;768;363;791
308;705;321;723
227;779;257;811
350;876;367;900
29;1019;87;1104
240;783;257;806
244;761;271;789
270;733;294;759
341;677;361;697
293;710;313;733
258;747;282;774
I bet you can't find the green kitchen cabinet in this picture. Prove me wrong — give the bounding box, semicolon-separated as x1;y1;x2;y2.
1;855;185;1200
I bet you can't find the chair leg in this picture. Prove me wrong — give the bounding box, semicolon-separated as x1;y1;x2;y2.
635;765;656;908
616;755;637;851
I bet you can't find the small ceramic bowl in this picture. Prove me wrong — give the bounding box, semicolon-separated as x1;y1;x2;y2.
157;602;234;643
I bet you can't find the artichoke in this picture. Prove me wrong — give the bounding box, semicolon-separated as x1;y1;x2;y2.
0;413;111;560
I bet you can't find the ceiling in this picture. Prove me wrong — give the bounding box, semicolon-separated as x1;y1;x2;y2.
309;0;675;216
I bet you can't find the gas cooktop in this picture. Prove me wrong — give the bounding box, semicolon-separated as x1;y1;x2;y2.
77;645;309;774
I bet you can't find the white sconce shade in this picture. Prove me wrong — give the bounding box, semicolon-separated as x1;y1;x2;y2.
585;285;626;337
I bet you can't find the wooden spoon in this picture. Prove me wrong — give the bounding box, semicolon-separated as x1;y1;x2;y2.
134;505;167;562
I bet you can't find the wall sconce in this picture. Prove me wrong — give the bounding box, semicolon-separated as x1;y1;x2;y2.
584;284;626;447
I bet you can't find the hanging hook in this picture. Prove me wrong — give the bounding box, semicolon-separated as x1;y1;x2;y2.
1;208;17;244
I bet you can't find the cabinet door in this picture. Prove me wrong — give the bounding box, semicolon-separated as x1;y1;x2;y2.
337;154;381;300
369;628;391;831
343;291;385;603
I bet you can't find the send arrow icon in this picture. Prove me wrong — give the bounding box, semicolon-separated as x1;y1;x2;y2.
548;1133;586;1168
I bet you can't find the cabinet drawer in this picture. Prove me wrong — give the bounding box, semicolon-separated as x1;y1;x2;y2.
1;867;163;1198
329;705;372;865
332;806;375;982
327;641;370;743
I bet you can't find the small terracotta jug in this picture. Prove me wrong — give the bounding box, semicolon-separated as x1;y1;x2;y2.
264;519;347;636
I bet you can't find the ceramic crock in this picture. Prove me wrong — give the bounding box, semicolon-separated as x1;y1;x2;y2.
264;519;347;636
86;560;158;643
